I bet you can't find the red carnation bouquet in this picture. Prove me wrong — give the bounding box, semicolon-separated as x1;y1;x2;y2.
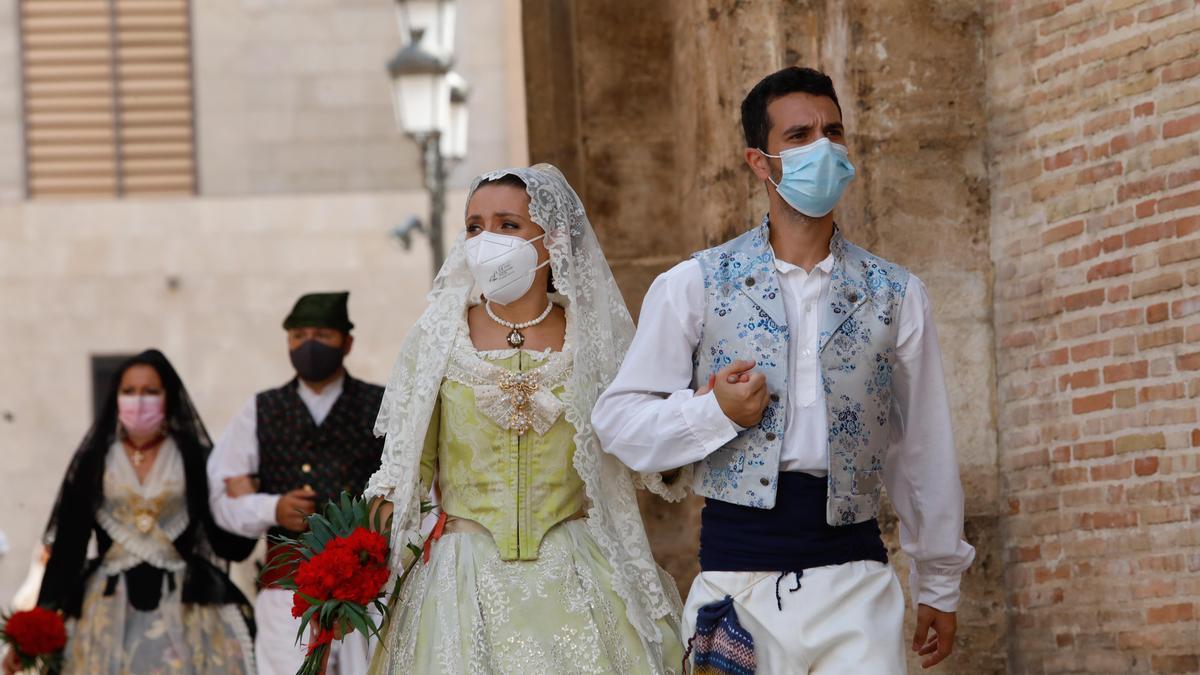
264;492;429;675
1;606;67;673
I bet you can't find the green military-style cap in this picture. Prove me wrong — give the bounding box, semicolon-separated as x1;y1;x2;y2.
283;291;354;332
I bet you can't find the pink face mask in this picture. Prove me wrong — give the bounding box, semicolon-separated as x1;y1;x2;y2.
118;395;165;437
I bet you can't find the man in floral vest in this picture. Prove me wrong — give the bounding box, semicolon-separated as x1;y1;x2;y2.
207;291;384;675
594;67;975;673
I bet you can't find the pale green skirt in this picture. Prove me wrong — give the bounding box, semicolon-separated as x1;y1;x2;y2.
371;519;683;674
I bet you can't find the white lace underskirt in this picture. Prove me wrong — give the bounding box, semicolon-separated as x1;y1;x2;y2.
372;519;683;674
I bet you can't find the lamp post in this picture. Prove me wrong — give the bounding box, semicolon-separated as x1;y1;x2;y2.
443;71;470;162
387;0;464;278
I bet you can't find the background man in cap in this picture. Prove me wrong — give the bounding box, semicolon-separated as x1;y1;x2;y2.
207;291;385;675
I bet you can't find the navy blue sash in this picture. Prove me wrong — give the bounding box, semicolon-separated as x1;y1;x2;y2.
700;471;888;573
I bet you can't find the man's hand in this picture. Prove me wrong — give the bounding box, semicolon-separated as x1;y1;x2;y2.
710;360;771;428
912;604;956;668
3;648;20;675
224;475;259;498
275;487;317;532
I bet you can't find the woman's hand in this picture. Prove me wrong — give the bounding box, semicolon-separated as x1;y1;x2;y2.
369;497;394;533
3;647;21;675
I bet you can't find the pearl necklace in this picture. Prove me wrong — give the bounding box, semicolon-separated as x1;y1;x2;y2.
485;299;554;347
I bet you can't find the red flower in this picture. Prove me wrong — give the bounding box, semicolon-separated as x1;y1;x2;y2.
331;564;389;606
293;528;390;608
307;627;335;656
4;607;67;656
291;592;312;619
289;524;391;663
295;546;351;600
341;528;388;566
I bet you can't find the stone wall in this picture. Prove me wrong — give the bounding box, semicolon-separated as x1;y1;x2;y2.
194;0;524;195
987;1;1200;673
0;0;21;201
0;188;468;601
522;1;1004;673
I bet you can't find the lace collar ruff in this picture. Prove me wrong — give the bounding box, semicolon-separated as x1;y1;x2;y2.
446;314;573;436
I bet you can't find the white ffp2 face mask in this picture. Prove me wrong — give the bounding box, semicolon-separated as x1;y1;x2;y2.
464;231;551;305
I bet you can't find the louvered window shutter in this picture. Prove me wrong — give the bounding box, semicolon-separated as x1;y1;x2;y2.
19;0;197;198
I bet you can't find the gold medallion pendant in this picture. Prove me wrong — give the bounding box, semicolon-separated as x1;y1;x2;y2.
134;510;156;534
486;299;554;350
132;498;162;534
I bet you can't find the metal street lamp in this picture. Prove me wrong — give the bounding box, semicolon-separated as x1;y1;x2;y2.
386;29;450;138
387;0;465;278
394;0;456;59
442;71;469;162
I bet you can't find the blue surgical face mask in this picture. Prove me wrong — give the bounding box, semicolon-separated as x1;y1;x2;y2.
759;137;856;217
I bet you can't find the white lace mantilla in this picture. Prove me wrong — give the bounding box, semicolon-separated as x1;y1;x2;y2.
95;438;189;576
446;327;573;436
365;164;682;670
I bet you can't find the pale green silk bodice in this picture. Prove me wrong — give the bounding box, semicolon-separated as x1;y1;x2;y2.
419;343;584;561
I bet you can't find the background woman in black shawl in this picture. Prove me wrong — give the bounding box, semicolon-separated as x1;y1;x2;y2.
3;349;257;674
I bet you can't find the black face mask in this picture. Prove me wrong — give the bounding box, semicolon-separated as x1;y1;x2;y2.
290;340;345;383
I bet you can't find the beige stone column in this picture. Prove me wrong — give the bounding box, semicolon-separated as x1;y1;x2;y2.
522;2;1005;672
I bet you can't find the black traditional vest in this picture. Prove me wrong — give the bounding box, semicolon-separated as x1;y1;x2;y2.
256;374;384;541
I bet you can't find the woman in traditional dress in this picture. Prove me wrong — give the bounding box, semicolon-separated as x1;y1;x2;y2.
365;164;685;674
4;350;257;675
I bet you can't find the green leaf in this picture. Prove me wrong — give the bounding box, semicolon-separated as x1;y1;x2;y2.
295;602;320;643
298;530;321;552
310;516;337;546
345;605;374;639
319;600;342;624
330;503;349;534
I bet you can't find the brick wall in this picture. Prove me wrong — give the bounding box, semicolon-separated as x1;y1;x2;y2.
988;1;1200;673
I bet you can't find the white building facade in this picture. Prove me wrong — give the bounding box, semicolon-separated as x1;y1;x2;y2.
0;0;527;600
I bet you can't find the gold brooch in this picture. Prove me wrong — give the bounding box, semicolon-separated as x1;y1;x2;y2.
131;496;162;534
498;371;540;435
